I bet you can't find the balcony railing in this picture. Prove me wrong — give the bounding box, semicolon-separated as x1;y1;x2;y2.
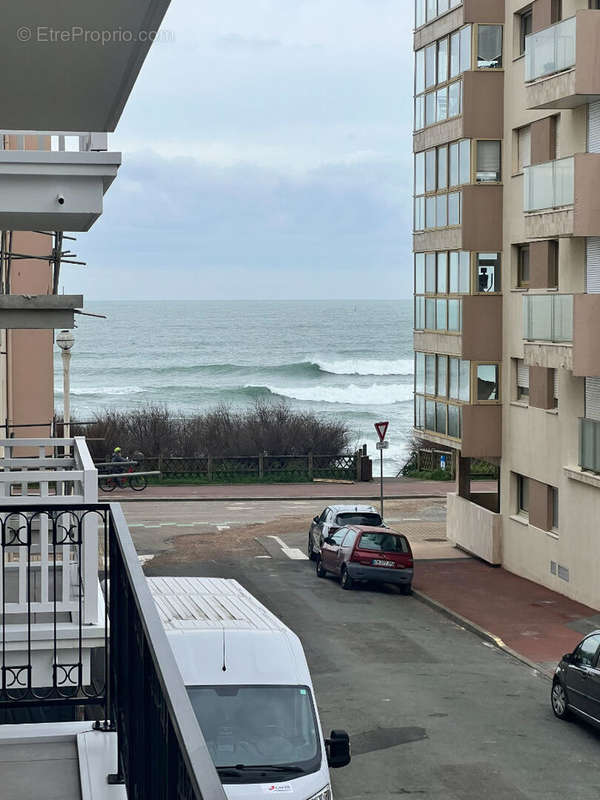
524;157;574;212
523;294;573;343
0;131;108;152
525;16;576;82
580;418;600;473
0;502;226;800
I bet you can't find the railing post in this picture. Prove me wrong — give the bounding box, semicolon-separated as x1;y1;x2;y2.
259;453;264;479
157;453;163;482
77;437;99;625
207;455;213;482
416;450;421;472
308;453;314;480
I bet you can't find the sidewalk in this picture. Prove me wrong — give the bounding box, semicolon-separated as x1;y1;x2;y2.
414;558;600;676
109;477;496;502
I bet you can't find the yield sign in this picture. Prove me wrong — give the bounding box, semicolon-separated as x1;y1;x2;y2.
374;421;389;442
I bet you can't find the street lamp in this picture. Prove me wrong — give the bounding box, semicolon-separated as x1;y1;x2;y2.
56;329;75;440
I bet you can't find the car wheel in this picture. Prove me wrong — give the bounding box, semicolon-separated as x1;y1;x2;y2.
308;534;317;561
551;680;571;720
400;582;412;596
316;559;327;578
340;566;354;590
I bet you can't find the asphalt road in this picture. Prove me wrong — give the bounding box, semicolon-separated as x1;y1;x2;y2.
129;500;600;799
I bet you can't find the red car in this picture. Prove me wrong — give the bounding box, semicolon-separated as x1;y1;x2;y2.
316;525;414;594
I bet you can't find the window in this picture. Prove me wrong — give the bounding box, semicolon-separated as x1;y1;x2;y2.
425;43;437;89
425;253;436;292
476;253;500;292
415;253;425;294
436;87;448;122
551;486;559;530
415;296;425;329
436;298;448;330
549;240;559;288
448;80;461;117
437;38;448;84
414;196;425;231
437;252;448;293
572;635;600;667
425;149;436;192
448;298;461;331
415;394;425;428
437;355;448;397
517;126;531;171
551;0;562;22
438;146;448;190
425;297;436;329
450;30;461;77
449;139;471;187
477;364;499;401
415;95;425;130
516;359;529;401
426;399;435;430
460;25;472;72
517;474;529;515
476;141;501;182
331;528;348;545
552;367;559;409
517;244;530;287
425;354;436;394
436;403;447;434
519;8;532;56
415;352;425;394
415;49;425;95
436;194;448;227
449;358;459;399
477;25;503;69
448;192;461;225
459;359;470;402
415;152;425;195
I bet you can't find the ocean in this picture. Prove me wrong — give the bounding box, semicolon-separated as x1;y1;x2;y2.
54;300;414;476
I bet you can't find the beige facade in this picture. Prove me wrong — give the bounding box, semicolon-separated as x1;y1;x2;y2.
414;0;600;609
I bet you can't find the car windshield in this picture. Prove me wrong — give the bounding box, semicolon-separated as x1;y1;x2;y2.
187;685;321;782
358;532;408;553
336;512;382;526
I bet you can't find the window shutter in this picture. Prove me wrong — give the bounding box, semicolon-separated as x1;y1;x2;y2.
585;377;600;421
553;368;558;400
519;127;531;170
517;359;529;389
588;101;600;154
586;237;600;293
477;141;500;180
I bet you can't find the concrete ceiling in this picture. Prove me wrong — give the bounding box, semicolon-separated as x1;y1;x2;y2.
0;0;171;132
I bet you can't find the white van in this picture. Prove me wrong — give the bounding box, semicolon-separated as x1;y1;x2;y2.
148;576;350;800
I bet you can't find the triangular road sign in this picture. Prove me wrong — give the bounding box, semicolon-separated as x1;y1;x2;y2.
374;421;389;442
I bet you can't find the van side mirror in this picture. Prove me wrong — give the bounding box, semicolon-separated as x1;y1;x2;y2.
563;652;573;664
313;516;319;524
326;730;351;768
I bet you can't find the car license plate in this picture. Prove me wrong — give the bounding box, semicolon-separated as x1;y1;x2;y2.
372;559;394;567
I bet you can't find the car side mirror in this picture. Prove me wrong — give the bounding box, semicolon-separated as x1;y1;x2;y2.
563;652;573;664
313;516;319;524
326;730;351;768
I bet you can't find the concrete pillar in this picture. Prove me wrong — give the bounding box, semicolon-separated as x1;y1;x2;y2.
457;456;471;500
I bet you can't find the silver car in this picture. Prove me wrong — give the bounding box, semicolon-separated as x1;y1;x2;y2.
307;504;383;561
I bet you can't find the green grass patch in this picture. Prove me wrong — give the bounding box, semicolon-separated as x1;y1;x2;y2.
404;468;454;482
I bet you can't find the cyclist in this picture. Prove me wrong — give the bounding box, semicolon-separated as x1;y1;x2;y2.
112;447;127;485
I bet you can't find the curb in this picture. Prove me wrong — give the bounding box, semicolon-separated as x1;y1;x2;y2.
413;588;554;681
110;493;445;504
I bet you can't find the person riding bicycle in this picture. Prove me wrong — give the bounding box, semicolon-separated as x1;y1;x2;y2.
112;446;127;473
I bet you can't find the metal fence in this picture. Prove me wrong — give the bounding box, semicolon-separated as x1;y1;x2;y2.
0;502;226;800
136;453;360;482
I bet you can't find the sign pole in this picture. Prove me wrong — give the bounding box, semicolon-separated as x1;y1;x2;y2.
380;446;384;518
374;421;389;520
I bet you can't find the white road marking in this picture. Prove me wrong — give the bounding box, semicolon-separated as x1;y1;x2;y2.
216;525;231;531
267;535;309;561
255;555;272;559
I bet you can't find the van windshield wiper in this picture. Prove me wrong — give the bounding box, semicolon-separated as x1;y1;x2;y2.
217;764;305;776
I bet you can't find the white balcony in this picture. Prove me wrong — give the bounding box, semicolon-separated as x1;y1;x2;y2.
447;492;502;565
0;131;120;231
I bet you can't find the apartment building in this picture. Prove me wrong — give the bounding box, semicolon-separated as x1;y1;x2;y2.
413;0;600;609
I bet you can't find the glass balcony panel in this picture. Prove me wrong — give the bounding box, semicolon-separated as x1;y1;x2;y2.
448;298;461;331
425;400;436;430
436;403;447;434
525;16;576;82
523;294;573;342
554;293;574;342
524;157;574;212
448;404;460;438
555;157;575;207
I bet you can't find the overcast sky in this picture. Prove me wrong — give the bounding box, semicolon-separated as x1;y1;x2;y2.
65;0;413;300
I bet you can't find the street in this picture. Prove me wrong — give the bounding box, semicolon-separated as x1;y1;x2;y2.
122;498;600;799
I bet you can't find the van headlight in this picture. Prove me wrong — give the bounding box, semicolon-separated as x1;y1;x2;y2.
307;787;332;800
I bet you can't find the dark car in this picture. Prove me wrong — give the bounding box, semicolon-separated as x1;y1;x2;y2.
307;504;383;561
316;525;413;594
552;631;600;725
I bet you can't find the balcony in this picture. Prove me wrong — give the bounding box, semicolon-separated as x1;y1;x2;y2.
447;492;502;565
0;132;120;231
525;12;600;110
414;398;501;457
522;293;573;370
523;154;600;238
0;500;227;800
0;294;83;329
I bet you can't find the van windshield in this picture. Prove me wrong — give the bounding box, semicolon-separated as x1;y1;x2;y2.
187;685;321;783
336;512;382;526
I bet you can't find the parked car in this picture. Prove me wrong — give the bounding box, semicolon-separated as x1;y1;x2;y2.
551;631;600;726
316;525;413;594
307;504;383;561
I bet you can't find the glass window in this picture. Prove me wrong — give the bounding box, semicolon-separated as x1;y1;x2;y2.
438;0;449;14
518;244;530;287
459;359;470;402
416;352;425;394
449;357;459;399
448;298;461;331
436;194;447;227
572;635;600;667
449;142;459;187
425;399;436;430
415;394;425;428
518;474;529;514
551;486;559;530
425;297;436;330
437;355;448;397
425;354;436;394
415;48;425;94
437;37;448;84
436;87;448;122
436;298;448;330
448;404;460;437
450;31;460;78
477;364;499;400
449;251;459;293
518;126;531;170
415;253;425;294
460;25;472;73
437;252;448;293
425;43;437;88
414;196;425;231
438;145;448;190
448;80;461;118
520;9;532;57
459;251;470;292
448;192;461;226
426;0;437;23
425;149;436;192
415;95;425;130
459;139;471;185
476;140;501;182
415;0;426;28
425;91;436;126
426;196;436;228
476;253;500;292
425;253;436;292
415;295;425;329
477;24;502;69
436;403;447;434
415;152;425;195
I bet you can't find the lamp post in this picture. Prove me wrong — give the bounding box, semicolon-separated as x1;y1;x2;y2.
56;329;75;439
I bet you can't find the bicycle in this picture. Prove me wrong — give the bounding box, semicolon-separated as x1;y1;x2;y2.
99;464;148;493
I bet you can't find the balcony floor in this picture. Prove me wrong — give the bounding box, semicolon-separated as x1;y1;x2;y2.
0;738;81;800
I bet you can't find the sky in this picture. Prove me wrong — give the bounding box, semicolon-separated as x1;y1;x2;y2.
64;0;414;301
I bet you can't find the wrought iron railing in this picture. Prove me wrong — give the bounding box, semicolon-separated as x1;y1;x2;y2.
0;501;226;800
